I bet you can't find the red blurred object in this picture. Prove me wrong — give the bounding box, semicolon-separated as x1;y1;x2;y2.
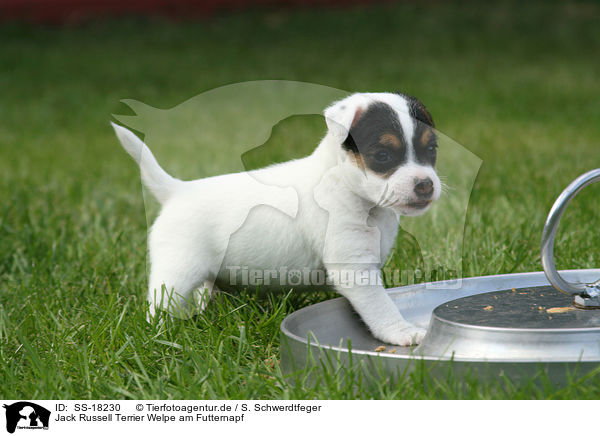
1;0;390;23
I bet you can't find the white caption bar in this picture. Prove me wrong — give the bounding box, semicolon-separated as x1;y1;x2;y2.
0;400;583;436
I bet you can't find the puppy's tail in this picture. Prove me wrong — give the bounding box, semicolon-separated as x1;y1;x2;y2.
111;122;182;204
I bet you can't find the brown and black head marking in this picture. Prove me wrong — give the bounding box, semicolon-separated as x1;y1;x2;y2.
401;93;438;167
341;95;438;177
342;102;408;177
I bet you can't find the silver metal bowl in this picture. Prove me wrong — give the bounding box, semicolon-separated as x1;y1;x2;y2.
281;270;600;384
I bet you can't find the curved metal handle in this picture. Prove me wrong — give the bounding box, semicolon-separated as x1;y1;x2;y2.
541;169;600;297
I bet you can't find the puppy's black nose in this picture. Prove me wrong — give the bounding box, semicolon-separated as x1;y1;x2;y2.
414;177;434;198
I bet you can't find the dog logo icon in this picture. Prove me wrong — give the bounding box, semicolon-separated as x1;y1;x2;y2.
2;402;50;434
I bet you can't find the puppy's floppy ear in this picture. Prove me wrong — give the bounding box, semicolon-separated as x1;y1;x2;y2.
397;92;435;128
323;95;367;144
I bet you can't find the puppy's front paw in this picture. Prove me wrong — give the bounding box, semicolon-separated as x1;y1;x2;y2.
375;323;427;346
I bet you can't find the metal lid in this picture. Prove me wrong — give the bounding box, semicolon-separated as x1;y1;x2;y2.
415;286;600;361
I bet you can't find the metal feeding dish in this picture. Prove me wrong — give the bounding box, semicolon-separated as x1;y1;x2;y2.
418;285;600;361
280;169;600;383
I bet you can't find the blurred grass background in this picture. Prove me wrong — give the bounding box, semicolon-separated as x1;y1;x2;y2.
1;0;599;399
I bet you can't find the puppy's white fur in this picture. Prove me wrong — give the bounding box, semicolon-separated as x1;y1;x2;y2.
112;92;441;346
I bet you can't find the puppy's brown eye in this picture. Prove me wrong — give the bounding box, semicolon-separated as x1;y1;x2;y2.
374;150;391;162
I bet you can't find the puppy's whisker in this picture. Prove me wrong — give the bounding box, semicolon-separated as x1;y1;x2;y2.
440;181;452;194
376;188;392;208
376;185;390;207
387;198;400;208
378;188;396;208
384;190;397;207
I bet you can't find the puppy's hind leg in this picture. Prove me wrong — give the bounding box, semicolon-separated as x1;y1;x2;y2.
196;280;218;312
147;257;214;322
146;280;216;324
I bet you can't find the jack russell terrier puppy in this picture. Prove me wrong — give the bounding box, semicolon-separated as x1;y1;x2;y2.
112;91;441;346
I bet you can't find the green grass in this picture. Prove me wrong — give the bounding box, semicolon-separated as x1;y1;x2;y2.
1;0;600;399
